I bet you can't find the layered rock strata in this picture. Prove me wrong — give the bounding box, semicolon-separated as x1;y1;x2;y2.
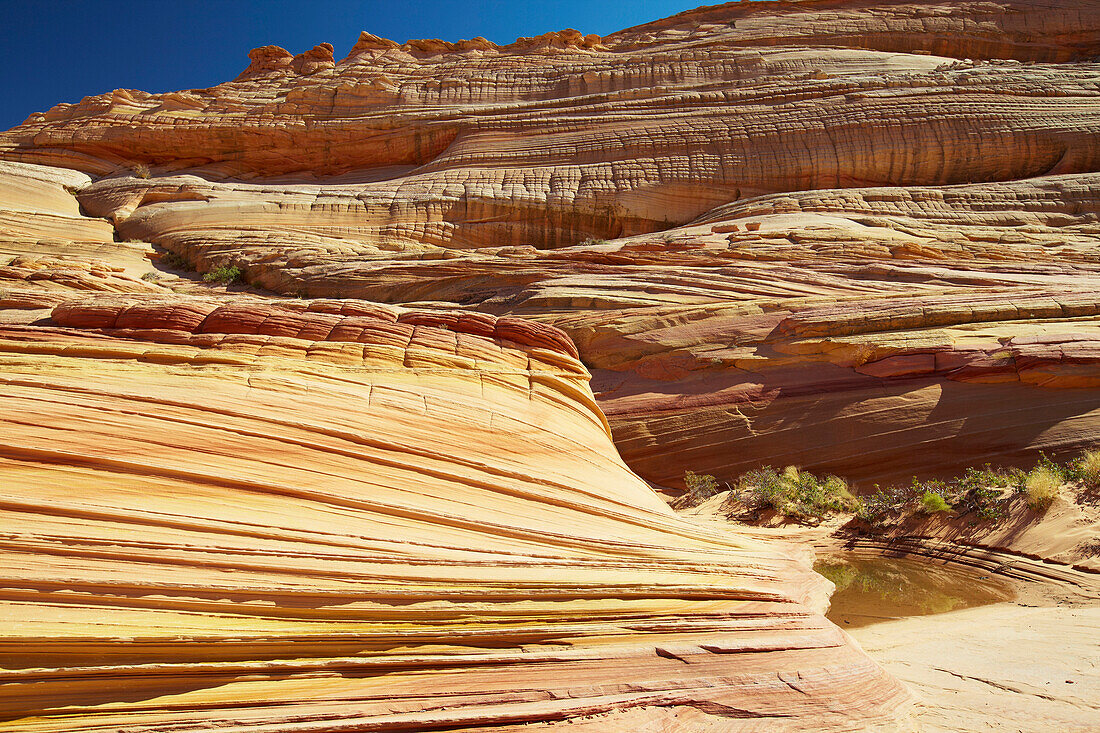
3;0;1097;487
0;161;164;300
1;0;1099;727
0;295;909;730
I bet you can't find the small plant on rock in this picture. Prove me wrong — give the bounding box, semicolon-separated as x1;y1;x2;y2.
856;483;914;524
161;251;190;270
683;470;724;505
1069;449;1100;488
202;265;243;284
132;163;150;179
739;465;857;520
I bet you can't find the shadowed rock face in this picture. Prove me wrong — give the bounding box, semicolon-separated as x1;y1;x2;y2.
0;0;1098;728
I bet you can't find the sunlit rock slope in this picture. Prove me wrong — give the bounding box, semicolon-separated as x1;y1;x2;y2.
0;159;914;729
4;0;1097;488
1;0;1099;727
0;291;909;730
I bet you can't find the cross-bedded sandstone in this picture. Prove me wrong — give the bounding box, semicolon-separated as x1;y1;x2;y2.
1;0;1099;729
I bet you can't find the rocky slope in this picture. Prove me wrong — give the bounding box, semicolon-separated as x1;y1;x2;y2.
4;0;1099;489
1;0;1099;729
0;294;916;731
0;163;913;729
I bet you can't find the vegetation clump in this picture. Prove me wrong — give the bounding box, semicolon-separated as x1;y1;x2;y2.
858;464;1024;525
1069;449;1100;488
919;490;951;513
132;163;150;179
683;470;724;505
680;449;1094;525
160;251;191;271
736;465;858;521
1024;465;1060;511
202;265;243;284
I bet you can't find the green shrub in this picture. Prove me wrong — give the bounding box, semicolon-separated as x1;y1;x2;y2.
955;464;1024;493
1070;449;1100;488
140;271;161;282
856;484;913;523
919;491;951;513
161;251;191;270
202;265;243;284
739;465;857;520
684;470;723;504
580;237;608;246
906;466;1016;522
1024;466;1060;511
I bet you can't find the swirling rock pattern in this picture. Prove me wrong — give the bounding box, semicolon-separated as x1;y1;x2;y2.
1;0;1099;728
0;296;909;730
2;0;1097;488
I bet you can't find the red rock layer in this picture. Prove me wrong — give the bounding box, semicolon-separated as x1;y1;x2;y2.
576;287;1100;488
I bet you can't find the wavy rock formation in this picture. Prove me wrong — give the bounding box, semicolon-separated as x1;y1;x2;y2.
0;295;909;730
3;0;1098;489
1;0;1099;728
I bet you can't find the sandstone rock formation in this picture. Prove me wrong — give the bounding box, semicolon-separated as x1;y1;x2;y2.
1;0;1099;728
0;294;910;730
4;0;1098;488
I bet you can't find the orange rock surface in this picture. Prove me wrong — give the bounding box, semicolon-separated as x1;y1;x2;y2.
0;296;909;730
2;0;1097;487
1;0;1099;728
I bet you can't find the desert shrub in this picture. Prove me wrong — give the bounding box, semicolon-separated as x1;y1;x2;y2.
947;466;1020;521
140;271;161;282
919;491;951;513
683;470;723;505
1069;449;1100;488
905;466;1017;522
1024;466;1060;511
957;484;1010;521
955;464;1024;493
580;237;608;246
202;265;243;284
739;465;857;520
857;484;906;523
161;251;191;270
132;163;150;179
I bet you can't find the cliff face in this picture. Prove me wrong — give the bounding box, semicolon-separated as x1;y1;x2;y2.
0;157;913;730
1;0;1098;728
4;0;1098;488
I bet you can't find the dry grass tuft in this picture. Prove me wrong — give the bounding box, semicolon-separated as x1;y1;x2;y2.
1024;466;1060;511
1074;449;1100;488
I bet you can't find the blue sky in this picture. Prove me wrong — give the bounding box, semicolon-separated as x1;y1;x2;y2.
0;0;708;131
